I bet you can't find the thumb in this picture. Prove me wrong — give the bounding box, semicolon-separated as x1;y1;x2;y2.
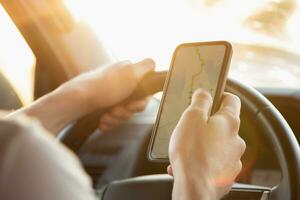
132;58;155;80
167;165;173;176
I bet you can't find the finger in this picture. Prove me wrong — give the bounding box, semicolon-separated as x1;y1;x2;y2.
126;97;149;112
237;136;246;158
167;165;173;176
236;160;243;177
217;93;241;117
99;113;123;127
189;89;213;118
99;124;113;132
132;58;155;80
111;106;133;120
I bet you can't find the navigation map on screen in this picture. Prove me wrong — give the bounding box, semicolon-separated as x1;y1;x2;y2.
151;44;226;158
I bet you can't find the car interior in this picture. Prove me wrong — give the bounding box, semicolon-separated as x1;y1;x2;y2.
0;0;300;199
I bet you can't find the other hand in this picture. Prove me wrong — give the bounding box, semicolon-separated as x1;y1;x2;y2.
62;59;155;114
98;97;149;132
169;89;246;200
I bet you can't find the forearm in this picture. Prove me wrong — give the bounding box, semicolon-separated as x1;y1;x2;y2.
7;59;154;135
0;116;97;200
8;84;90;135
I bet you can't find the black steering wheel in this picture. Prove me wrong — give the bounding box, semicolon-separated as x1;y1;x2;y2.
58;72;300;200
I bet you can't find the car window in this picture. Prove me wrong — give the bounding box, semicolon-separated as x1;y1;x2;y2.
63;0;300;88
0;4;36;105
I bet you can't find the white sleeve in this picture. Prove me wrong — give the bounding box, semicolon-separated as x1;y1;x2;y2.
0;116;97;200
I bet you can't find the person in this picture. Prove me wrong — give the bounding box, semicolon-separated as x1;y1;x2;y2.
0;59;245;200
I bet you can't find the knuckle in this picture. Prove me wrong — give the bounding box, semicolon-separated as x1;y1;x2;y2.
234;136;246;159
232;94;241;104
120;60;133;68
240;137;247;154
120;62;138;80
231;116;241;132
112;108;121;116
237;160;243;173
225;111;240;132
136;107;145;112
184;108;200;118
226;93;241;105
143;58;156;67
238;137;246;154
193;90;213;103
218;110;240;132
101;114;110;122
184;107;205;120
136;102;147;111
127;65;138;78
235;96;241;106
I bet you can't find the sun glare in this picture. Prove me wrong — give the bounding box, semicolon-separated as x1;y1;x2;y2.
0;0;299;101
62;0;300;71
61;0;300;89
0;4;35;105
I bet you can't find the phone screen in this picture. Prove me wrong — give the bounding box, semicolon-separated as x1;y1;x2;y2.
149;42;232;160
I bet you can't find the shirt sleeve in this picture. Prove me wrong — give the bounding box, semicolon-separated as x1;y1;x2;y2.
0;115;97;200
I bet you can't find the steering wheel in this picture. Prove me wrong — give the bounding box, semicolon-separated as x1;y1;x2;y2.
58;72;300;200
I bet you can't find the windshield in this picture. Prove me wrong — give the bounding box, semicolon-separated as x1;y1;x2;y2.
64;0;300;88
0;5;35;105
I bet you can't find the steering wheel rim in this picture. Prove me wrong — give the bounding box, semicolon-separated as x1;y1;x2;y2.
58;77;300;199
226;78;300;199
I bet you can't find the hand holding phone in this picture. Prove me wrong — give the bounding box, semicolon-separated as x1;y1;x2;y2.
148;41;233;161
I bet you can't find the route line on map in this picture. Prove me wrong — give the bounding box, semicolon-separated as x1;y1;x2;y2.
189;48;205;102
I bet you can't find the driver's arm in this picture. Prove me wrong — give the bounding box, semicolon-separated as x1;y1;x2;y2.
0;89;244;200
169;89;246;200
8;59;154;135
0;115;97;200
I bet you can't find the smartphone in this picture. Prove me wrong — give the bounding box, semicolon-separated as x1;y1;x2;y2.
148;41;233;162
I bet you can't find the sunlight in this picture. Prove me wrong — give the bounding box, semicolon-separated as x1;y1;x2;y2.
61;0;300;89
63;0;218;68
63;0;82;22
0;5;36;105
63;0;300;71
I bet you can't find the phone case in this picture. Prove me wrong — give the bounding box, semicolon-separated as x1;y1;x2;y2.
148;41;233;162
